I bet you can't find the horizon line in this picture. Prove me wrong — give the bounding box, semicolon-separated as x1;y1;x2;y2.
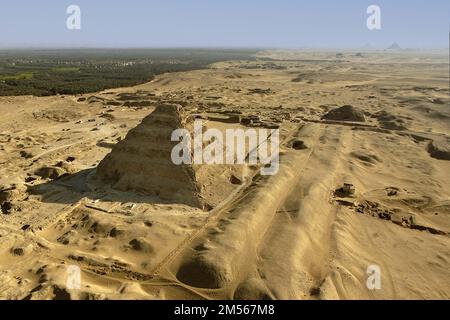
0;45;448;51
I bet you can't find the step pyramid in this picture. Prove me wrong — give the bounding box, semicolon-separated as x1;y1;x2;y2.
95;104;205;208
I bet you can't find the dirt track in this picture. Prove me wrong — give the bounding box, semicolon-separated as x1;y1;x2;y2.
0;51;449;299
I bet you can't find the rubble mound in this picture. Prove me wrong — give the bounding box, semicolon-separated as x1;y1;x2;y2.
0;184;27;214
322;105;366;122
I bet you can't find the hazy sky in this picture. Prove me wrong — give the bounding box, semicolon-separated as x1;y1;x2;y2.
0;0;448;48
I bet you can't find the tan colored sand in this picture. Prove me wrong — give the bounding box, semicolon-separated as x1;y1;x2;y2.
0;50;449;300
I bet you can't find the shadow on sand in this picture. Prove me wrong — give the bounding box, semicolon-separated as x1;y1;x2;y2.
26;168;183;207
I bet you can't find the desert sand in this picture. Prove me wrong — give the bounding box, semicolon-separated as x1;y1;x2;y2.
0;50;449;300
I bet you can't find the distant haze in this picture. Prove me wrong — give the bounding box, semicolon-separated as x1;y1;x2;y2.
0;0;449;49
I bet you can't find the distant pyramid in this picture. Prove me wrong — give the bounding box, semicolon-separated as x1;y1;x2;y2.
95;104;206;208
386;42;402;50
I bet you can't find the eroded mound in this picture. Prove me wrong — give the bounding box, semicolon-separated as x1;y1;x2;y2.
428;139;450;160
322;105;365;122
234;278;273;300
176;255;233;289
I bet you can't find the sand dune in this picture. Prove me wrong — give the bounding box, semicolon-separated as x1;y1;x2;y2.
0;51;449;300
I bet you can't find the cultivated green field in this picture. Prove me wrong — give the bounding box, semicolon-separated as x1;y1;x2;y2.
0;48;258;96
